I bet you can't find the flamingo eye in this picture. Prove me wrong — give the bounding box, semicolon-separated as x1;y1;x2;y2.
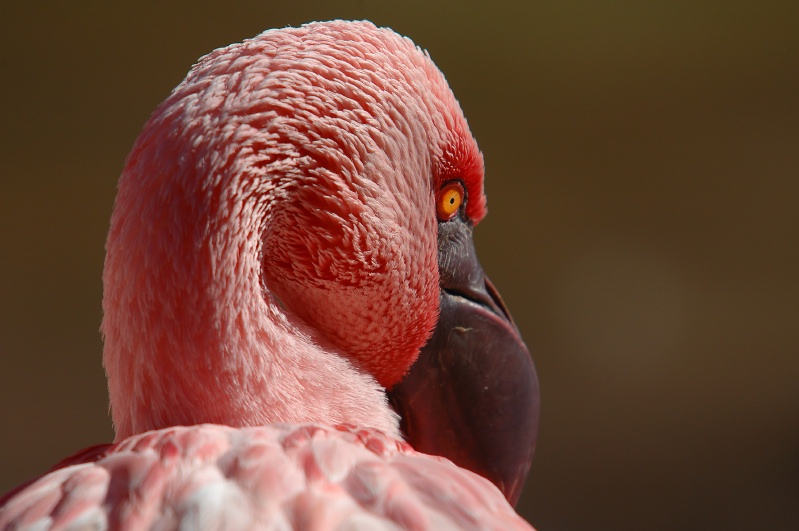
436;181;465;221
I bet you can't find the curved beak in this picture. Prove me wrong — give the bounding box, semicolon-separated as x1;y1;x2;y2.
388;218;540;506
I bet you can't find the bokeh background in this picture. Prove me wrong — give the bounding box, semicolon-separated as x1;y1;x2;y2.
1;2;798;529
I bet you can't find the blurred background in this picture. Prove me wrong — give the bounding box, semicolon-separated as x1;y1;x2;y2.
1;1;797;529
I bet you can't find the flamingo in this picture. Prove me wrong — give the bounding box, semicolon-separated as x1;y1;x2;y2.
0;20;539;529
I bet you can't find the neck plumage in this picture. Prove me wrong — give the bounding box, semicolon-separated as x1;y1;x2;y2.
101;166;399;442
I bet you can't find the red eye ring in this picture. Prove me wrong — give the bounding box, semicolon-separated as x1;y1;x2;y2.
436;181;465;221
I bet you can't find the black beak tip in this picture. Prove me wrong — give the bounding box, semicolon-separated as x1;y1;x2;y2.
389;290;540;506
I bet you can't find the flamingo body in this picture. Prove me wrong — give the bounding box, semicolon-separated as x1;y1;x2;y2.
1;20;538;529
1;424;530;530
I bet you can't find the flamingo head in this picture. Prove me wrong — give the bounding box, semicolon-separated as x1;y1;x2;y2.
102;21;538;505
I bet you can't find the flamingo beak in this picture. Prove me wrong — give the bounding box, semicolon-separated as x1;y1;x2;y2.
388;217;540;506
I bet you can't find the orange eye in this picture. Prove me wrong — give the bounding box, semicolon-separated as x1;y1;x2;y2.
436;181;465;221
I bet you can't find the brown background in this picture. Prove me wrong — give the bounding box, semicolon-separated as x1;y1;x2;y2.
1;2;798;529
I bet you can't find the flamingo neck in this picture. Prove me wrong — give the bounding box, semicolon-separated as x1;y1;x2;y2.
102;176;400;442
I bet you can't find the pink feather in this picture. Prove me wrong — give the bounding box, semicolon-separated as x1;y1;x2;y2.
1;425;530;529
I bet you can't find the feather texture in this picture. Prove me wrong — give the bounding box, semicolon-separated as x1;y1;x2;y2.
0;424;532;530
